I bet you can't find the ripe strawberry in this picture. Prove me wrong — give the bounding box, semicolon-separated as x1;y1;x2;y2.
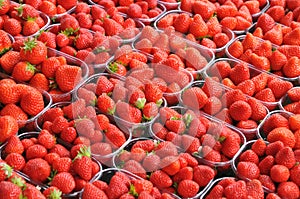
106;174;129;199
0;116;18;143
11;61;36;82
282;56;300;78
277;181;300;199
115;101;142;124
270;164;290;183
177;180;199;198
149;170;172;189
275;146;296;169
72;146;93;181
182;87;208;110
256;13;275;34
228;40;243;59
0;51;20;74
237;161;260;180
267;127;296;148
229;100;252;121
193;165;215;187
268;78;293;99
37;129;56;149
4;152;25;171
173;13;191;34
23;158;50;183
20;38;47;65
55;64;82;92
50;172;76;194
0;181;22;199
255;88;276;104
189;14;208;38
247;98;267;122
82;183;107;199
3;18;22;36
4;134;24;155
105;124;127;148
258;155;274;175
185;47;208;70
20;88;44;116
0;0;10;15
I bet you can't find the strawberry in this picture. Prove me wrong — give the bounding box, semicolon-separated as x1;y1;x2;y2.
127;3;142;18
270;164;290;183
189;14;208;38
237;161;260;180
268;78;293;99
115;101;142;123
275;146;296;169
173;13;191;34
50;172;76;194
11;61;36;82
277;181;300;199
4;134;24;155
247;98;267;121
0;116;18;143
228;40;243;59
142;102;158;121
282;56;300;78
229;100;252;121
256;13;275;34
20;88;44;116
251;73;268;93
26;144;47;160
82;183;107;199
37;129;56;149
97;93;115;115
193;165;215;187
220;17;237;30
19;38;47;65
105;124;127;148
235;16;252;31
3;18;22;36
0;51;21;74
149;170;172;189
5;153;25;171
144;83;163;105
0;0;10;15
288;88;300;102
177;180;199;198
250;53;271;71
267;127;296;148
103;17;124;36
72;146;93;181
269;50;287;71
106;174;129;199
216;4;238;19
23;158;50;183
0;103;28;127
57;0;77;10
52;157;72;173
55;64;82;92
229;62;250;85
185;47;208;70
254;88;276;103
254;40;273;58
181;87;208;110
0;181;22;199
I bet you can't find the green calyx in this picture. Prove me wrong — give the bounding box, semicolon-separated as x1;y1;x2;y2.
74;146;91;161
183;113;193;127
61;28;79;37
129;184;139;197
108;62;119;73
218;136;226;143
0;162;13;179
143;114;153;122
26;62;36;73
11;176;25;189
135;98;146;109
22;38;37;52
48;189;62;199
156;99;163;107
15;4;24;17
0;47;11;56
26;17;36;22
0;0;5;8
93;46;110;54
47;170;58;184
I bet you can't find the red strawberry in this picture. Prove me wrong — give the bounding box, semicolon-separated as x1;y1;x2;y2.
55;64;82;92
105;124;127;148
268;78;293;99
256;13;275;34
23;158;50;183
4;135;24;155
237;161;260;180
149;170;172;189
189;14;208;38
72;146;93;181
229;100;252;121
50;172;76;194
82;183;107;199
20;38;47;65
282;56;300;78
115;101;142;123
182;87;208;110
177;180;199;198
0;116;19;143
193;165;215;187
270;165;290;183
0;181;22;199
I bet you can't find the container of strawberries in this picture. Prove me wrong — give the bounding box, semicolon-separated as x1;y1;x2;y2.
1;36;89;103
199;176;271;199
0;161;51;198
74;72;167;138
34;98;133;167
226;33;300;85
279;87;300;114
80;168;181;199
158;0;180;11
231;138;300;198
179;79;269;140
0;73;52;132
203;58;294;111
113;137;216;198
0;131;103;198
6;3;50;39
154;10;235;56
149;106;246;173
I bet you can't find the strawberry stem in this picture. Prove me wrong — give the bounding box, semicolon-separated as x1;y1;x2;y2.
49;188;62;199
22;38;37;52
135;98;146;109
129;184;139;197
0;162;13;179
74;146;91;161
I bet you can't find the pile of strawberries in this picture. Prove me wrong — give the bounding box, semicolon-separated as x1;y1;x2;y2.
114;138;216;198
0;0;300;198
